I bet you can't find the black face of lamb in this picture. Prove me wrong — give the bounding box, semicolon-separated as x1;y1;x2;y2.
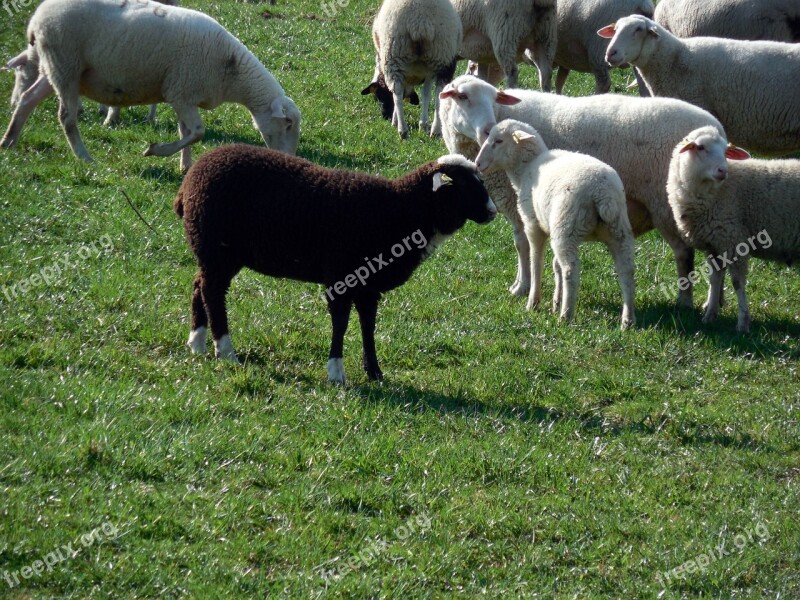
433;166;494;233
361;74;420;120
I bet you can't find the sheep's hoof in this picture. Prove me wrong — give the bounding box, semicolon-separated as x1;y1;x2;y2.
701;310;718;325
621;316;636;331
327;358;346;385
509;281;529;297
143;143;157;157
736;313;751;334
0;136;14;149
187;327;208;355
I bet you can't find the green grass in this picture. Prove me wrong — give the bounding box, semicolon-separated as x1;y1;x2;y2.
1;1;799;597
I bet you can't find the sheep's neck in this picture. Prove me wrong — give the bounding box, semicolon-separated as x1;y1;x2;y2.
229;54;280;113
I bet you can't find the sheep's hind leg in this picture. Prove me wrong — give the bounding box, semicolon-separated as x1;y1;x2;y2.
355;291;383;381
728;258;751;333
327;296;353;384
702;256;724;325
187;271;209;354
551;256;562;314
419;78;432;134
1;75;54;149
551;237;580;323
143;105;204;171
607;236;636;329
199;267;240;363
56;83;93;161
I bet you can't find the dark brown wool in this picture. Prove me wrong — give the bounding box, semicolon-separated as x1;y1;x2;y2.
175;144;494;381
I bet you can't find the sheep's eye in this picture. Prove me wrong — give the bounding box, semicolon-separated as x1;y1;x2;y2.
457;93;468;101
635;26;643;32
696;144;705;151
494;139;503;145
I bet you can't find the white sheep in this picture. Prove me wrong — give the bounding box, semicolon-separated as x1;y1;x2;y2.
362;0;462;138
1;0;300;171
476;119;636;328
667;126;800;333
654;0;800;43
453;0;557;91
601;15;800;156
439;74;724;308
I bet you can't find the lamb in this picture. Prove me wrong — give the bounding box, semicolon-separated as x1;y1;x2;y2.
438;74;724;308
174;144;497;384
453;0;557;91
667;126;800;333
1;0;300;171
475;119;636;328
361;0;461;138
601;15;800;156
654;0;800;43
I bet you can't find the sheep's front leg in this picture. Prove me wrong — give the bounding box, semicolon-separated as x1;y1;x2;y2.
102;105;121;127
665;234;695;308
355;291;383;381
508;202;531;297
554;66;570;95
526;228;547;311
199;267;240;363
551;256;562;314
327;296;353;384
728;257;751;333
1;75;54;149
143;105;204;171
187;271;209;354
57;84;93;162
385;74;408;139
702;256;724;325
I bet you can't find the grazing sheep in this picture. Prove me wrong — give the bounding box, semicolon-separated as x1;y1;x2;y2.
361;72;420;122
476;119;636;328
1;0;300;171
453;0;557;91
439;74;724;308
361;0;461;138
174;144;497;383
655;0;800;43
667;126;800;333
601;15;800;156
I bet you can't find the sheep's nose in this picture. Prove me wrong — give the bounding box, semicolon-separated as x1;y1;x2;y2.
714;167;727;181
605;49;619;66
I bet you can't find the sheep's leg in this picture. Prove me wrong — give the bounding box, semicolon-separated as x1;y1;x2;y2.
419;78;432;134
509;213;531;297
143;105;204;170
607;236;637;330
147;104;158;125
552;256;562;314
592;68;612;95
551;238;580;323
187;272;209;354
1;75;54;149
555;66;570;95
528;40;553;92
327;297;352;384
386;75;408;139
57;84;93;162
701;256;724;325
703;263;726;312
526;229;547;311
633;67;651;97
103;106;121;127
354;292;383;381
728;258;751;333
199;267;240;363
665;235;695;308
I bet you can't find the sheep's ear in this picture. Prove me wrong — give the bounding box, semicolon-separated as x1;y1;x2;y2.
648;25;660;38
725;144;750;160
3;52;27;71
597;24;616;39
439;85;459;100
432;172;454;192
270;97;287;119
512;131;535;144
678;140;697;153
361;81;379;96
495;91;521;105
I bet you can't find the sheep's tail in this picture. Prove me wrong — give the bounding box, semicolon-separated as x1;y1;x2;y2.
595;189;630;241
174;190;185;219
408;20;435;44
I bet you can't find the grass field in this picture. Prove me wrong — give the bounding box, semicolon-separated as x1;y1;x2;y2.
1;0;799;597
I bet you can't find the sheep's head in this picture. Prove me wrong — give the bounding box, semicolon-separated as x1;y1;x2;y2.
5;49;38;110
253;96;301;155
475;119;547;174
361;73;419;121
465;61;506;87
439;75;521;145
599;15;661;68
673;126;750;189
432;154;497;231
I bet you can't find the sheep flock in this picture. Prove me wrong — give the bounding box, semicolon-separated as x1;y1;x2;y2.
3;0;800;381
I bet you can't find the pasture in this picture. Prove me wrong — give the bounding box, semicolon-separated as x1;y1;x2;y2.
1;0;798;596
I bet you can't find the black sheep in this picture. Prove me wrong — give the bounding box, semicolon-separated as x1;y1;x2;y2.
175;144;496;383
